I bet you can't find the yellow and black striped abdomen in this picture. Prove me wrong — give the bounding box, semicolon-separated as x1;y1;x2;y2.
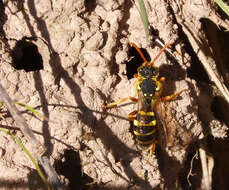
133;111;157;146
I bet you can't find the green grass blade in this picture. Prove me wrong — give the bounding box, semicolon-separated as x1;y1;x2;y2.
14;102;49;121
0;128;49;189
215;0;229;16
136;0;150;42
0;101;48;121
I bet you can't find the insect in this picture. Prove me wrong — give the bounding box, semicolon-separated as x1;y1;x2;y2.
102;42;187;160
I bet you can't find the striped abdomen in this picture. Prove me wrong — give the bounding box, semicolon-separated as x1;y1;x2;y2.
133;111;157;146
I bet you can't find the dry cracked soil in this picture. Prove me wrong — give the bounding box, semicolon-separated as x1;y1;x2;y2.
1;0;229;190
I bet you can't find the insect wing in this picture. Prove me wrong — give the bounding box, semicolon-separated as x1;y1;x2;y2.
137;90;144;113
154;100;189;149
153;100;170;148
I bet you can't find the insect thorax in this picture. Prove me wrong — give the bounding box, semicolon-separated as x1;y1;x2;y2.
140;78;157;98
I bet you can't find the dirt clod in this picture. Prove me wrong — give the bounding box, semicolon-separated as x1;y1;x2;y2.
0;0;229;189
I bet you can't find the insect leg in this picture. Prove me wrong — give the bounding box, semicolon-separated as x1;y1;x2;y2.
134;74;138;78
161;89;188;102
102;97;138;110
127;110;137;121
147;141;157;163
159;77;165;83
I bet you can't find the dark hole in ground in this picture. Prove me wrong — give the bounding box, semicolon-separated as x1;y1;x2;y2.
11;37;43;72
150;26;159;42
85;0;97;14
211;96;229;126
54;149;95;190
125;44;150;80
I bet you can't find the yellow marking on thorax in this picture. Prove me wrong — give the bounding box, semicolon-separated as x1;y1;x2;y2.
156;80;163;92
135;80;141;94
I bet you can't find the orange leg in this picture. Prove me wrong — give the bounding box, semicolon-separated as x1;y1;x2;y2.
127;110;137;121
102;97;138;110
159;77;166;83
134;74;138;78
147;141;157;163
161;89;188;102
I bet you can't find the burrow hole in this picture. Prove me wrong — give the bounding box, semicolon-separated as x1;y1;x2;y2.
125;44;150;79
11;37;43;72
54;149;95;189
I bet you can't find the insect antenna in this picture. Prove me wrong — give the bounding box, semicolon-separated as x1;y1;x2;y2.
150;42;172;66
129;42;147;63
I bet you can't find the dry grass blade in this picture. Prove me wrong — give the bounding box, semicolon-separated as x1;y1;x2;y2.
0;82;66;190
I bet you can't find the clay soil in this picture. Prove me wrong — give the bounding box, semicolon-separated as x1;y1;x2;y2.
1;0;229;190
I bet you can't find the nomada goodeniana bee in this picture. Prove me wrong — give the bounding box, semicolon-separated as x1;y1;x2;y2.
102;42;187;161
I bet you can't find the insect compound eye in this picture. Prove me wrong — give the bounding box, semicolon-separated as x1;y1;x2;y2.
139;66;159;78
151;67;159;77
139;66;151;78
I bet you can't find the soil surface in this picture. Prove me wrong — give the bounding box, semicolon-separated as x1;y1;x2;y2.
0;0;229;190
